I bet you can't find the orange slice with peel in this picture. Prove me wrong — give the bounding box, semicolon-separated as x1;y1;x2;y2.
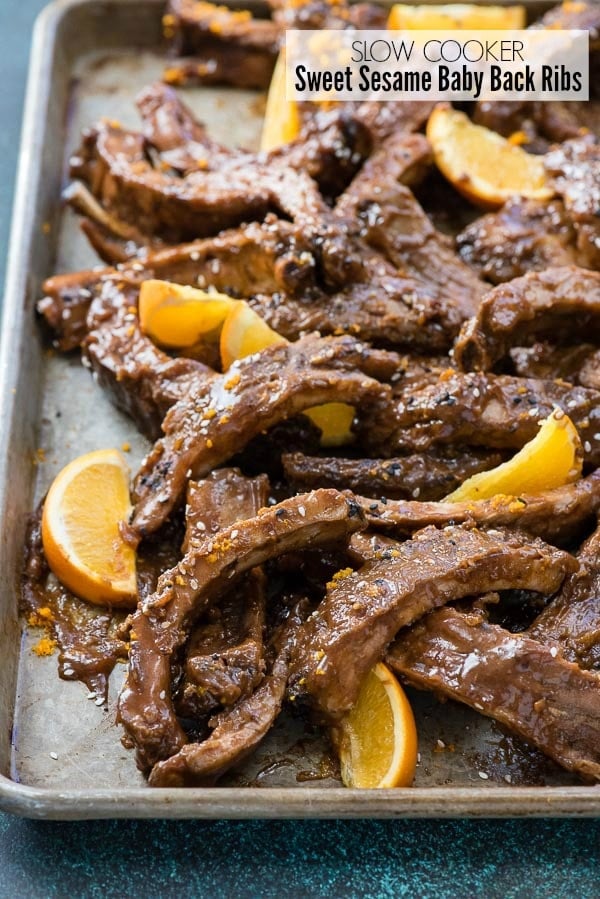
333;662;418;788
41;449;137;607
220;300;286;369
426;107;553;209
388;3;525;30
260;50;301;152
220;302;355;446
139;279;236;349
445;409;582;502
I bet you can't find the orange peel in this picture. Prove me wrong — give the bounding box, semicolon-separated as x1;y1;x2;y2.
41;449;137;607
334;662;418;789
445;409;582;502
427;106;553;209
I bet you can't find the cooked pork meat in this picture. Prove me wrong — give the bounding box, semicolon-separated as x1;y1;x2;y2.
38;217;319;351
457;200;580;285
335;133;484;333
387;606;600;782
366;368;600;465
177;471;269;720
474;2;600;142
457;136;600;284
164;0;279;89
178;576;267;720
335;133;433;217
118;490;366;770
282;449;502;501
544;136;600;270
38;270;102;352
70;119;327;243
182;469;269;550
288;525;574;717
455;268;600;373
83;281;210;439
346;531;402;566
509;343;600;386
269;106;372;199
132;336;394;536
137;79;215;156
359;470;600;545
137;82;370;200
149;599;308;787
251;268;469;351
528;523;600;669
270;0;385;29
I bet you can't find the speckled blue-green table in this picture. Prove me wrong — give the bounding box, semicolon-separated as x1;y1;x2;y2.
1;3;599;896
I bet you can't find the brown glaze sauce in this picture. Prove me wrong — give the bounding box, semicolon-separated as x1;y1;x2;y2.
21;506;183;702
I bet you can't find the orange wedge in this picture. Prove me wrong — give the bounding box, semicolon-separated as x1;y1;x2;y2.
302;403;356;448
445;409;582;502
139;279;236;349
388;3;525;30
260;50;301;152
220;302;355;446
41;449;137;607
426;107;553;209
334;662;418;788
220;300;287;369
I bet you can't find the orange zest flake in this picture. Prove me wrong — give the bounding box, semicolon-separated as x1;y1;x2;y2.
203;409;217;420
163;67;184;86
326;567;354;590
27;607;54;627
507;130;528;146
32;636;57;657
224;372;241;390
439;367;456;381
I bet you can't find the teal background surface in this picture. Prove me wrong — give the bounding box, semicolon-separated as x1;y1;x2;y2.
0;3;599;896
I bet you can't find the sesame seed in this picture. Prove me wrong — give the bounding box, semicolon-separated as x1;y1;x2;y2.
95;697;105;707
550;646;558;657
504;774;512;784
49;752;58;760
478;771;489;780
584;441;592;453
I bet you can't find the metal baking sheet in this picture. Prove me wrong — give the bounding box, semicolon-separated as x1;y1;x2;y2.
0;0;599;818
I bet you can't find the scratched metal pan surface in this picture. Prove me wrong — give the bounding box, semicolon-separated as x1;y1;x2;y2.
0;0;596;819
